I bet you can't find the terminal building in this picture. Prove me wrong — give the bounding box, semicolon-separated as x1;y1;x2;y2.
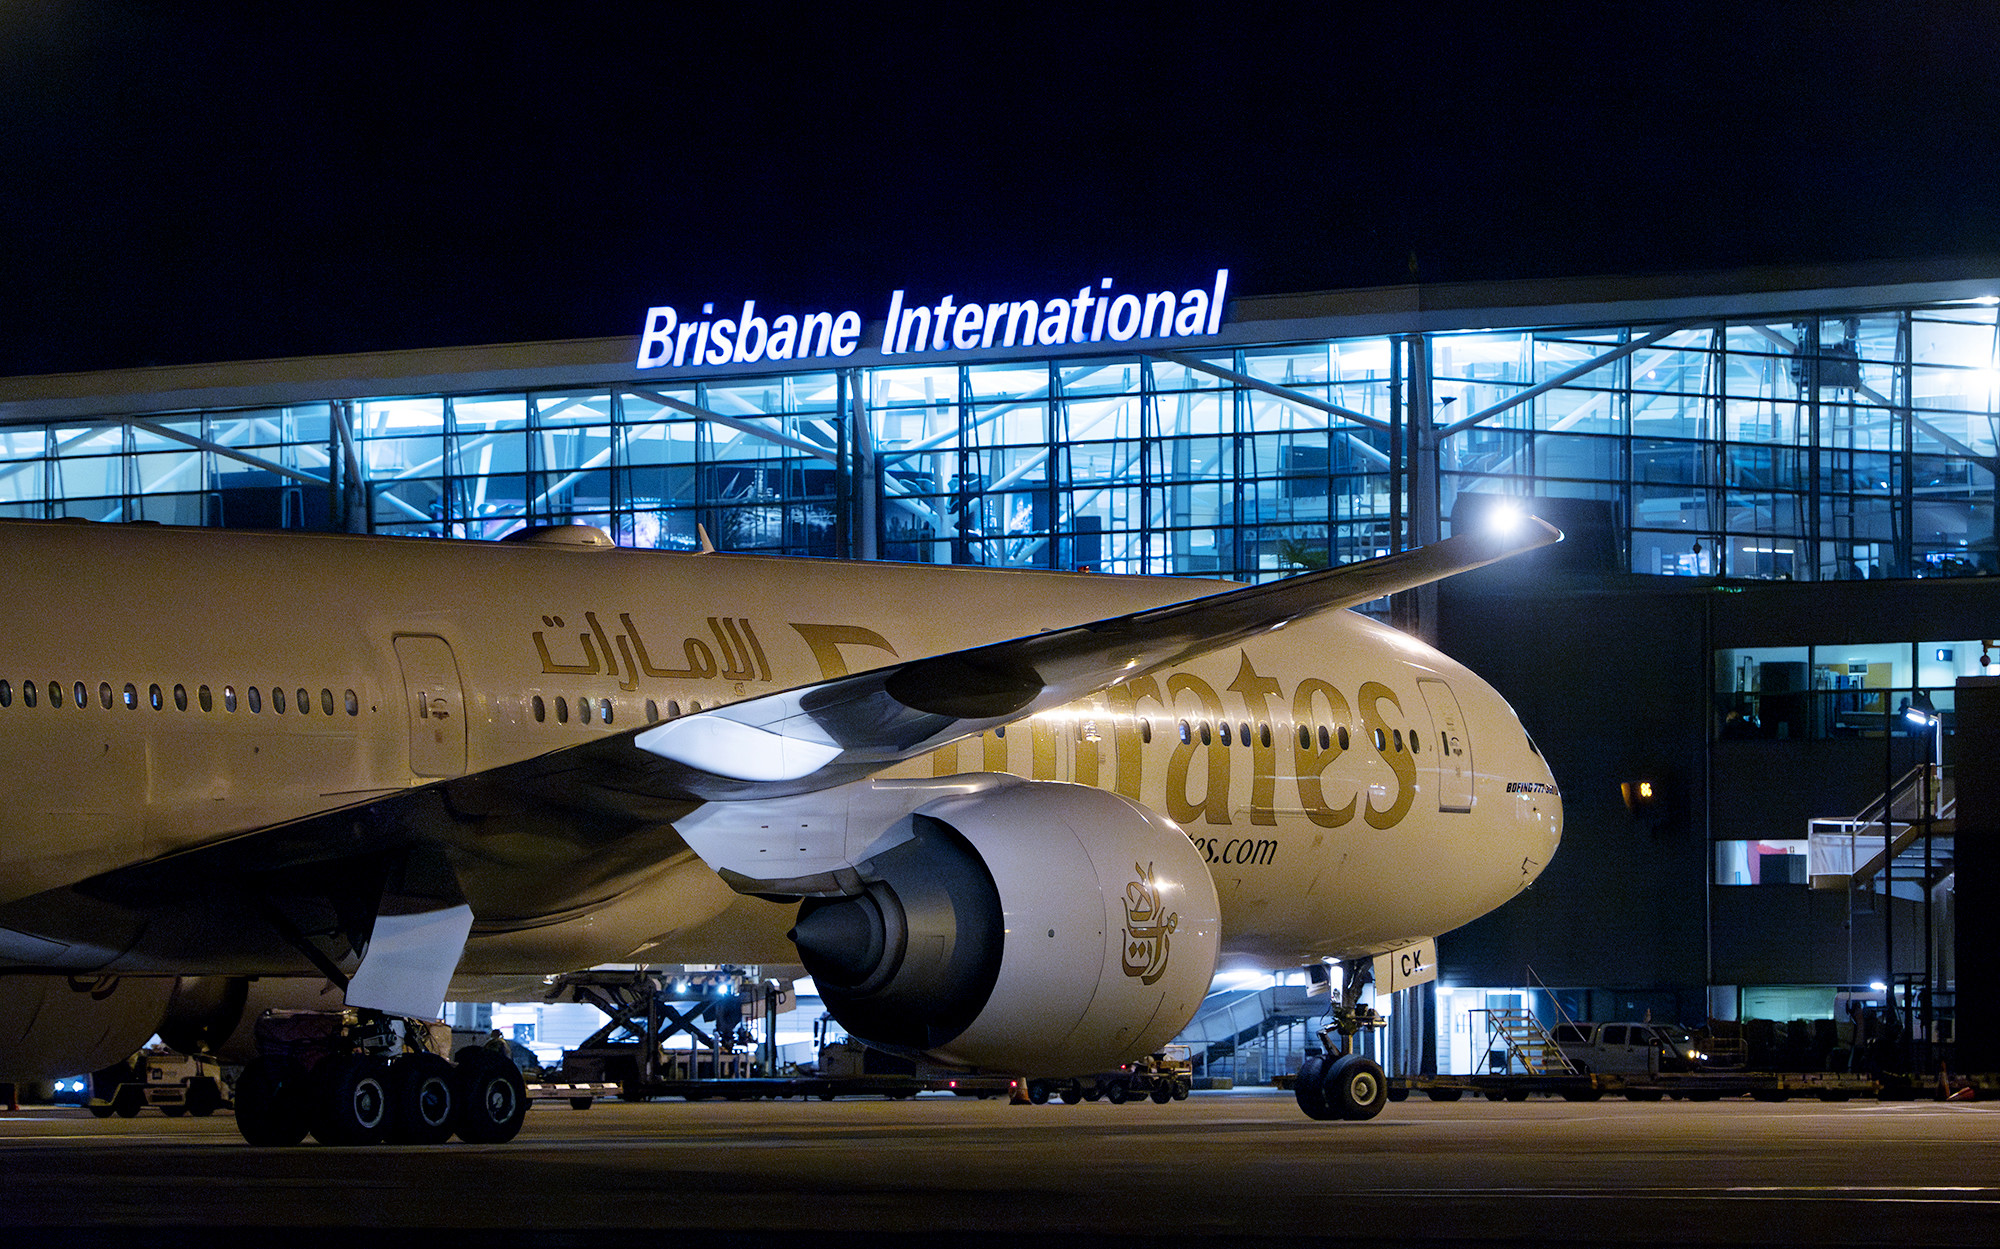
5;256;1995;1079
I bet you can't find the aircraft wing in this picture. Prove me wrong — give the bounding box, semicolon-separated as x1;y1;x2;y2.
554;514;1562;802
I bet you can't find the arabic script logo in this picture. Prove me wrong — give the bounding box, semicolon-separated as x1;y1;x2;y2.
1121;862;1180;986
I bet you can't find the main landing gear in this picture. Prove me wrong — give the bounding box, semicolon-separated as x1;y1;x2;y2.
1293;964;1389;1122
234;1009;526;1147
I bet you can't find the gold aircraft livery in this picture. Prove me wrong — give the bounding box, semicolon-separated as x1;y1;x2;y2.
0;514;1562;1132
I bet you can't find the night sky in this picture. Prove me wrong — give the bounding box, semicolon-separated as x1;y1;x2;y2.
3;2;1999;375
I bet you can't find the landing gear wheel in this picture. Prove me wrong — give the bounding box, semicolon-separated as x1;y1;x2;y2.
1426;1087;1464;1102
1104;1080;1130;1105
1325;1054;1388;1121
1059;1084;1083;1105
453;1050;527;1144
311;1054;392;1145
1028;1081;1051;1104
1293;1054;1337;1121
1082;1087;1102;1102
386;1053;456;1145
234;1058;307;1146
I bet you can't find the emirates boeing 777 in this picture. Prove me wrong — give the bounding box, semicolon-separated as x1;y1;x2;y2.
0;512;1561;1140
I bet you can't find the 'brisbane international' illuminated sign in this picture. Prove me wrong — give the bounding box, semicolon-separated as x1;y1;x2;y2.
636;268;1230;369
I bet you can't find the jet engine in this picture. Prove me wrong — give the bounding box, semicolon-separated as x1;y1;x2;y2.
0;974;177;1079
788;778;1219;1075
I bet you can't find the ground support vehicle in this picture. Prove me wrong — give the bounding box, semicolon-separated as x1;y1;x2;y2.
523;1080;624;1109
1025;1053;1194;1105
231;1009;529;1146
1388;1070;1880;1103
86;1050;230;1118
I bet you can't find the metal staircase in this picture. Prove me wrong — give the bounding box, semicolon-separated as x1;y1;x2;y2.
1474;1007;1575;1075
1808;764;1953;893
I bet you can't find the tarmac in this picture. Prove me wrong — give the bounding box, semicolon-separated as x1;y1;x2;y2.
4;1086;2000;1248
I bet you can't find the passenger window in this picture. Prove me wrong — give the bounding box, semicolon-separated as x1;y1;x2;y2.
1318;725;1331;751
645;699;659;723
1391;728;1403;752
174;684;187;712
74;681;87;708
149;684;162;711
579;696;593;725
1298;724;1311;749
99;682;113;710
532;695;546;723
1239;721;1251;745
123;683;137;709
0;679;10;708
297;688;310;715
320;689;334;716
688;700;701;712
600;699;613;725
1218;722;1231;746
198;685;213;712
555;696;568;724
1199;722;1211;746
247;686;260;713
345;690;359;716
225;686;238;712
993;721;1003;737
1372;727;1385;750
49;680;63;708
273;688;286;713
1338;726;1351;750
666;699;681;719
1409;732;1420;754
23;680;37;708
1140;719;1152;745
1178;720;1191;744
1259;723;1272;749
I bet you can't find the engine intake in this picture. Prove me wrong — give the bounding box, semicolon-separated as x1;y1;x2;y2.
791;777;1219;1075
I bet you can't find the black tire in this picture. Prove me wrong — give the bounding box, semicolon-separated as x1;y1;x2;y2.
161;1103;188;1117
1171;1080;1189;1102
1624;1088;1664;1102
569;1097;594;1110
386;1053;455;1145
453;1050;528;1144
1028;1081;1051;1104
112;1087;143;1118
186;1078;223;1117
1104;1080;1130;1105
1293;1055;1337;1121
1150;1083;1173;1104
311;1054;392;1146
86;1102;115;1119
234;1058;308;1147
1325;1055;1389;1121
1059;1084;1083;1104
1504;1089;1530;1102
1560;1087;1605;1102
1082;1087;1102;1102
1427;1087;1464;1102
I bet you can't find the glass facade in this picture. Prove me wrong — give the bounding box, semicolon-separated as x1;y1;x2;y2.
4;291;1996;584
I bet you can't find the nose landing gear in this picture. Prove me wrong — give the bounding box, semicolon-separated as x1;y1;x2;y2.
1292;964;1389;1122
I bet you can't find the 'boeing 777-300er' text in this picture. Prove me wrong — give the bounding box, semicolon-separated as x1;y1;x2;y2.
0;513;1561;1140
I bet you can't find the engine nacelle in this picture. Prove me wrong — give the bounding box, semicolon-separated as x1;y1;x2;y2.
791;777;1219;1075
0;974;175;1079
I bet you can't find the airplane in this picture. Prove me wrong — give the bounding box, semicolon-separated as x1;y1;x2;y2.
0;510;1562;1141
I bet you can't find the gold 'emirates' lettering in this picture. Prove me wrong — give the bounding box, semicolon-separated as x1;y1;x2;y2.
1359;680;1416;829
533;613;772;687
1165;672;1229;826
1293;678;1357;828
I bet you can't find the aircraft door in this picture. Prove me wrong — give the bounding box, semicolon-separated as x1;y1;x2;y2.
393;634;467;778
1417;677;1474;813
